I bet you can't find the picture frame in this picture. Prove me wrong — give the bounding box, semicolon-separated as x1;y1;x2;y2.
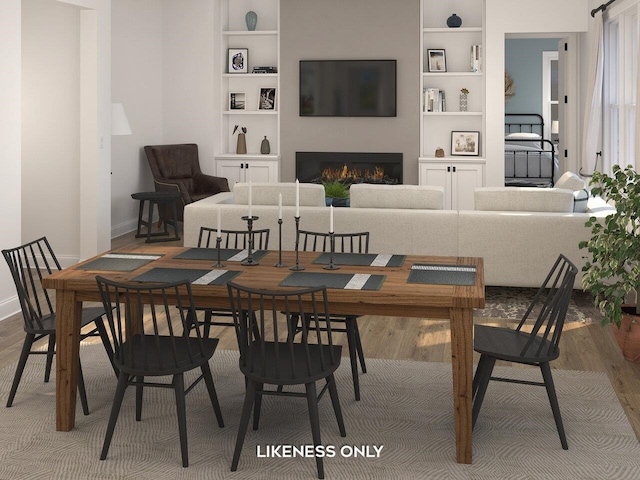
229;92;246;110
228;48;248;74
427;49;447;73
451;131;480;156
258;87;276;110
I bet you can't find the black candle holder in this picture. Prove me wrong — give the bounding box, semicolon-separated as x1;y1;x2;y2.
213;236;225;268
323;232;340;270
290;216;305;271
241;215;260;266
274;218;287;267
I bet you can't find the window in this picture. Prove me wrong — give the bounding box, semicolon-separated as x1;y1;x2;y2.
603;6;639;172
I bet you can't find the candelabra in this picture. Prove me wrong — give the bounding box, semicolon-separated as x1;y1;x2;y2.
241;215;260;266
323;232;339;270
290;216;305;271
274;218;287;267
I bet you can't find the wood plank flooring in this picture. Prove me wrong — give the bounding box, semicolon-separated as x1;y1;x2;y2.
2;228;640;444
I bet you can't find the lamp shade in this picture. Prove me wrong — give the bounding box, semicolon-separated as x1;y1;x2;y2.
551;120;559;135
111;103;132;135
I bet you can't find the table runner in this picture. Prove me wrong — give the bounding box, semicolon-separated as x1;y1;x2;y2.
76;253;162;272
175;248;269;262
407;264;476;286
280;272;385;291
131;268;240;285
312;252;405;267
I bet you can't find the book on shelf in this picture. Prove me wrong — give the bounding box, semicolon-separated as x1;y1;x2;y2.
423;87;446;112
470;44;482;73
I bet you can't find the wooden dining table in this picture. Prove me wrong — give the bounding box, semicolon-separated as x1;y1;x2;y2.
42;244;484;464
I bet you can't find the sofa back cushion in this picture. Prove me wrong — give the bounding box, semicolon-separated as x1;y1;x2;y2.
349;184;444;210
233;182;326;206
474;187;574;213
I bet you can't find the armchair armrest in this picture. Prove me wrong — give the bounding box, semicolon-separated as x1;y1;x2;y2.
193;173;230;195
153;178;191;203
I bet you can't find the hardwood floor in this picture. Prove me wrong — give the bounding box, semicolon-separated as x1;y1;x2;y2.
2;227;640;443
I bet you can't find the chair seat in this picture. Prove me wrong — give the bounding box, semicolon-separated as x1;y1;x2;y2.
116;335;219;376
242;341;343;385
474;324;559;364
23;306;108;335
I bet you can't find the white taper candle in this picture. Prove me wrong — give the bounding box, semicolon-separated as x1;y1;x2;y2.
278;193;283;220
295;179;300;217
217;207;222;238
248;180;252;218
330;205;334;233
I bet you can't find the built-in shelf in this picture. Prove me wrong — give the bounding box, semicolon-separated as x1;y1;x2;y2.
422;111;482;116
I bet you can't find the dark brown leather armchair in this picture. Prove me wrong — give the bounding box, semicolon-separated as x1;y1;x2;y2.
144;144;229;221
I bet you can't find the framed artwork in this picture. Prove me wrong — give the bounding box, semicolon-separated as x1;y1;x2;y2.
228;48;248;74
229;92;246;110
451;131;480;156
427;49;447;72
258;87;276;110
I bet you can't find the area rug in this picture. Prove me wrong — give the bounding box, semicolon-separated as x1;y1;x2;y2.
0;346;637;480
476;287;603;323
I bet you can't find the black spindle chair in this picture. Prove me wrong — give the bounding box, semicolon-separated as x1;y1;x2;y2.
227;282;346;479
2;237;115;413
96;276;224;467
472;254;578;450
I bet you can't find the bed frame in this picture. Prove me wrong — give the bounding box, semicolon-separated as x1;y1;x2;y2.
505;113;556;187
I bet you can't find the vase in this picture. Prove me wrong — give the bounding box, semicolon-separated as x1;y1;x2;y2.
459;94;468;112
245;11;257;31
447;13;462;28
236;133;247;154
260;136;271;154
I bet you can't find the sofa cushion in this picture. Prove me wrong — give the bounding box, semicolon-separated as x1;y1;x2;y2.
350;184;444;210
474;187;574;213
233;182;325;206
555;171;587;192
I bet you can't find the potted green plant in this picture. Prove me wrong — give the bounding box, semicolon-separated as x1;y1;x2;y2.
580;164;640;361
322;180;350;207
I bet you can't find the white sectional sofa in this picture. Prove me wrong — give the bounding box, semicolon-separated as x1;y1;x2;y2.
183;177;614;288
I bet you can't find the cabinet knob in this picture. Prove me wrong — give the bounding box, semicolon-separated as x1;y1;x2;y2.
452;166;456;173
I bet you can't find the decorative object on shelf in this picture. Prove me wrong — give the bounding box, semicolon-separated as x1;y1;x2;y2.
459;88;469;112
505;71;515;103
228;48;248;74
252;66;277;74
446;13;462;28
245;10;257;31
229;92;246;110
435;147;445;158
427;49;447;72
233;125;247;154
258;87;276;110
260;136;271;154
451;131;479;156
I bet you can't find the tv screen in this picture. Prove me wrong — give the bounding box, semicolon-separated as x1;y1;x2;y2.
299;60;397;117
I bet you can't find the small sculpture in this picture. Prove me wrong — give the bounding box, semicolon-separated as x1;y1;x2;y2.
435;147;445;158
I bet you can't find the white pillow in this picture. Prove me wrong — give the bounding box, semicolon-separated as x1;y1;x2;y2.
555;171;587;191
505;132;542;148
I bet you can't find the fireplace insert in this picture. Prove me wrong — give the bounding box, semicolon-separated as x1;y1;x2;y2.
296;152;403;185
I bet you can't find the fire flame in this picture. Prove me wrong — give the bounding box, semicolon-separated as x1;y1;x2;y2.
321;164;385;182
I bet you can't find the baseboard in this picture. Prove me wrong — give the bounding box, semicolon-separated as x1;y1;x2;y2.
111;214;159;239
0;293;20;322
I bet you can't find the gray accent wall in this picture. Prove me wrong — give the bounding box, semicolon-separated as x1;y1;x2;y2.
280;0;420;184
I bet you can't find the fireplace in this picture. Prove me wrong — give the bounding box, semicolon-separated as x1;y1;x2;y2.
296;152;403;185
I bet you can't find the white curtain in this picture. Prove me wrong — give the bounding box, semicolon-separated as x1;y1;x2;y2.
636;14;640;165
580;13;604;176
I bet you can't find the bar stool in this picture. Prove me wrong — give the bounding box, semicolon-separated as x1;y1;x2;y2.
131;191;181;243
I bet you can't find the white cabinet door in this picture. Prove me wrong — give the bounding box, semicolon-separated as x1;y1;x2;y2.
217;160;245;185
216;158;279;186
247;160;279;183
419;160;484;210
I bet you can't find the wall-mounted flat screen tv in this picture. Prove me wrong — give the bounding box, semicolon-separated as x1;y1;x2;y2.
299;60;397;117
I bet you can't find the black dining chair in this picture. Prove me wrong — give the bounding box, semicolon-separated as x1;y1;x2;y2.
294;229;370;401
95;276;224;467
188;226;270;338
227;281;346;479
472;254;578;450
2;236;115;414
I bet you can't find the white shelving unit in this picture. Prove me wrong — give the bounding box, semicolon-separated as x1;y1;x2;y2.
216;0;280;184
419;1;486;209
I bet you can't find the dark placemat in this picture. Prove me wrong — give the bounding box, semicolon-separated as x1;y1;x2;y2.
131;268;240;285
280;272;385;291
76;253;162;272
175;248;269;262
313;252;405;267
407;264;476;286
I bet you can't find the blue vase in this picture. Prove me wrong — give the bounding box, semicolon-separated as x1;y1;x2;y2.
447;13;462;28
245;11;257;31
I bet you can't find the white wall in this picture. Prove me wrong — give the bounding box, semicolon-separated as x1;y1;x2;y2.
22;0;81;262
0;0;22;320
111;0;163;237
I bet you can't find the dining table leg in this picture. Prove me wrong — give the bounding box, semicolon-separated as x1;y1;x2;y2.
56;288;82;431
449;307;474;464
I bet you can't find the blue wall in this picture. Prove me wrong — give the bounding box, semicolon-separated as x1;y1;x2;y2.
505;38;560;115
